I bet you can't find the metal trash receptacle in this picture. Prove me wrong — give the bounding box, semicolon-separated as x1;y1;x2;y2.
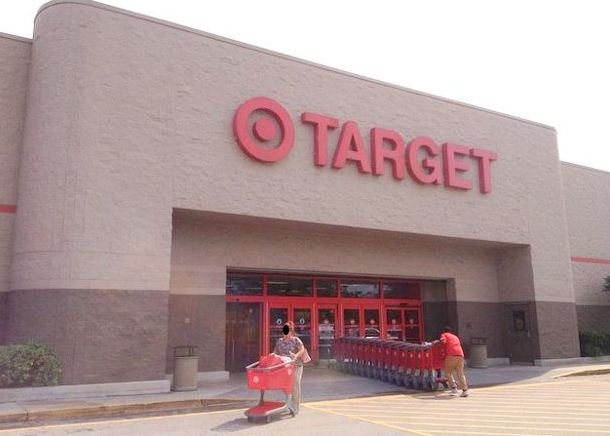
469;337;488;368
172;345;198;391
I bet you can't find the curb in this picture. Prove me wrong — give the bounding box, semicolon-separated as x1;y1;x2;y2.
0;398;251;426
557;368;610;378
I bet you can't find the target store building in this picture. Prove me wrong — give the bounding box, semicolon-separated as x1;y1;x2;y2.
1;0;609;386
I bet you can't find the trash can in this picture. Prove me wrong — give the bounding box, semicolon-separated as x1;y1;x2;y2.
469;337;488;368
172;345;198;391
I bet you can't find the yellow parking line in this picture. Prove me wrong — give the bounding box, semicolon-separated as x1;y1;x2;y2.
308;402;610;413
406;430;555;436
382;416;610;427
301;404;435;436
307;407;610;420
313;397;610;407
337;419;610;433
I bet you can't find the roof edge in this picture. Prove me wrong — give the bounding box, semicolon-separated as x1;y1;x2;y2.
36;0;556;132
560;161;610;175
0;32;32;44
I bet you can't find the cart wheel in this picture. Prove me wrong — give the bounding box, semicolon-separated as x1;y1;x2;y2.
265;416;271;424
247;416;254;423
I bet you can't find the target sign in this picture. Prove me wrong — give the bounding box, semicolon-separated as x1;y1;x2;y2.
233;97;295;163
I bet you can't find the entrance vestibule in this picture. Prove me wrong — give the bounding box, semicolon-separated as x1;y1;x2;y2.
225;271;424;371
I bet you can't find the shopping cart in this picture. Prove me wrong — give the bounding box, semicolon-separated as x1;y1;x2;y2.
244;354;297;423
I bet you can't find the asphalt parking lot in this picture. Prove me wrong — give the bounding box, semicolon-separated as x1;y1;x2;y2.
3;373;610;435
304;373;610;436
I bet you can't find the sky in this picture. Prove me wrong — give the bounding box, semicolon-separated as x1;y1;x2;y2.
2;0;609;172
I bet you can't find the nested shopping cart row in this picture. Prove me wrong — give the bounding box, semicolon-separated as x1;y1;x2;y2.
333;337;448;391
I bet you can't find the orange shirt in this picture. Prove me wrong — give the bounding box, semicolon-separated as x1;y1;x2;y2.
441;332;464;357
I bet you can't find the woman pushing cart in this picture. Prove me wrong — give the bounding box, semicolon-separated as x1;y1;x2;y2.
244;320;308;423
273;321;306;415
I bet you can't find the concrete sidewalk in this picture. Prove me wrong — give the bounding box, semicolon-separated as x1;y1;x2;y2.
2;362;610;427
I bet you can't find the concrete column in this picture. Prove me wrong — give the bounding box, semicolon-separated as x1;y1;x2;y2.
7;4;172;384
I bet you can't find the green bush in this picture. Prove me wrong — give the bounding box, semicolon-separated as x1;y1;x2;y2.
0;340;62;388
579;331;610;357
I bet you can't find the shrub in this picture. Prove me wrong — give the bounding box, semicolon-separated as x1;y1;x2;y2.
579;331;610;357
0;340;62;388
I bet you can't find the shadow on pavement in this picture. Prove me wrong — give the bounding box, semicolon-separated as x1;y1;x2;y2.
210;413;295;432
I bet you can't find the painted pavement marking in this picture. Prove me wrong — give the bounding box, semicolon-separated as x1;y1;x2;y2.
304;375;610;435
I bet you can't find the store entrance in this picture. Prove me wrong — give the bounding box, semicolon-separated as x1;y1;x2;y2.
225;272;424;371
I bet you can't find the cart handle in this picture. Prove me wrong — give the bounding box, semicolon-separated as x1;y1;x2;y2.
245;358;297;372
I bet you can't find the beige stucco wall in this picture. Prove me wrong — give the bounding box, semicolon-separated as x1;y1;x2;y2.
11;1;575;313
0;33;30;296
170;211;504;304
561;163;610;306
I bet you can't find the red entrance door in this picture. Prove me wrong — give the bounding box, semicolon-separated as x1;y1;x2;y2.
266;302;313;355
316;305;337;360
385;307;423;342
341;303;382;339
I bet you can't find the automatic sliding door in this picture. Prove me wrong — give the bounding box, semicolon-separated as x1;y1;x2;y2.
317;306;336;360
293;307;312;353
269;307;288;353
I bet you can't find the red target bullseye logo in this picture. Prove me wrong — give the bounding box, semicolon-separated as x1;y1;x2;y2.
233;97;295;162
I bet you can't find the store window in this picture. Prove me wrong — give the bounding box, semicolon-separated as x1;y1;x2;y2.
383;281;420;299
267;276;313;297
226;274;263;295
340;280;380;299
316;279;338;297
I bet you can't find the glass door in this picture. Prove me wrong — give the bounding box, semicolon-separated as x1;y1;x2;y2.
386;308;404;341
268;303;312;356
343;307;361;337
364;308;380;338
317;306;337;360
404;308;422;342
293;306;312;353
269;306;289;353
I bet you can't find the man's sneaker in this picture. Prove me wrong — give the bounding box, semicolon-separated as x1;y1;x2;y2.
448;388;458;395
460;390;469;397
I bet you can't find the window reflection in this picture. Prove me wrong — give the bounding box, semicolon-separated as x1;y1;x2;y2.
226;274;263;296
316;279;338;297
383;282;420;299
267;277;313;297
340;280;380;298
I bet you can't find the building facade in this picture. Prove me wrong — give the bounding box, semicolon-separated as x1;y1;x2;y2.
1;0;609;385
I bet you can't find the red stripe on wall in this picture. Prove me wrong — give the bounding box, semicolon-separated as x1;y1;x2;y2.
0;204;17;214
571;256;610;265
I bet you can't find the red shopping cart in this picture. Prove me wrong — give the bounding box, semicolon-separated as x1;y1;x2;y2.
245;354;297;423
